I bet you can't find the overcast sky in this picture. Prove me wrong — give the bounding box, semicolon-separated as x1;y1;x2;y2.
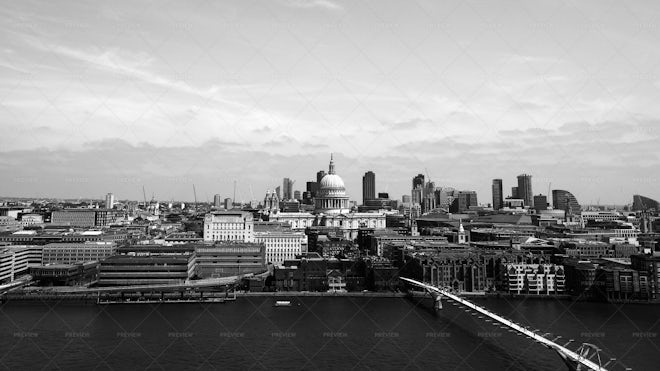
2;0;659;205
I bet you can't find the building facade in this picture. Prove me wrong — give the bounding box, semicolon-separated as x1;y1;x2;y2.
42;242;117;265
517;174;533;207
203;211;254;242
492;179;503;210
552;190;581;215
505;263;565;295
362;171;376;204
195;242;266;278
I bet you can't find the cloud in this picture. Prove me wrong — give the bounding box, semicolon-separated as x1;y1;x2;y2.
280;0;343;11
21;35;247;110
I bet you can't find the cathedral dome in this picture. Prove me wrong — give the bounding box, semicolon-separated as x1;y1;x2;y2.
315;154;350;214
319;174;345;190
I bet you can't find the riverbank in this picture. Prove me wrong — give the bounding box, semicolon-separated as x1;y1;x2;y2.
1;289;577;303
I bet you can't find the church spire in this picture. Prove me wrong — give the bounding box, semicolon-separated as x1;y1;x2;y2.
328;153;336;174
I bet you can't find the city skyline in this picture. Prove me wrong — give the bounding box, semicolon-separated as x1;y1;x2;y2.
2;1;660;203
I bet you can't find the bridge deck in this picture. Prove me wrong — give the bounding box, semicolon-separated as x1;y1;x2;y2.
400;277;606;371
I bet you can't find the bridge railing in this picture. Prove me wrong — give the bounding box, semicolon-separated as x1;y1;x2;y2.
400;277;611;371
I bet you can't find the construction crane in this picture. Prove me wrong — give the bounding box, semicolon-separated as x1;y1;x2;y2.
192;184;198;211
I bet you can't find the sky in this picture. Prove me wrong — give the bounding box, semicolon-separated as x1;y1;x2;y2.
1;0;660;205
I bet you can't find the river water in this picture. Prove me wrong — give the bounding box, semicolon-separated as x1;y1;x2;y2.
0;296;657;370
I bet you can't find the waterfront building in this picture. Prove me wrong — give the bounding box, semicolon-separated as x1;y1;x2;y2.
505;263;565;295
630;254;660;301
195;242;266;278
203;211;254;242
254;222;307;265
30;262;98;286
98;255;194;286
517;174;533;207
0;247;33;283
41;242;117;265
492;179;503;210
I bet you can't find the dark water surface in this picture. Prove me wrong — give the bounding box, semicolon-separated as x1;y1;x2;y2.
0;296;657;370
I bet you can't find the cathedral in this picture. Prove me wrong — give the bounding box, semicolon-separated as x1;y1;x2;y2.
269;155;386;240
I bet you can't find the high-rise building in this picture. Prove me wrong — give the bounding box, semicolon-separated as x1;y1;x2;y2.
552;190;581;214
632;194;660;212
402;195;411;203
283;178;293;200
533;194;548;212
511;186;519;199
105;193;115;209
224;198;232;210
293;190;301;200
450;191;478;213
275;186;281;200
492;179;503;210
214;194;222;208
316;171;326;184
412;174;425;190
411;186;423;205
306;181;318;197
362;171;376;204
517;174;533;207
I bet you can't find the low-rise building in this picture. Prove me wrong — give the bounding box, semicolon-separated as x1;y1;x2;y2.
98;255;195;286
203;211;254;242
0;246;43;283
505;263;565;295
30;262;99;286
42;242;117;265
195;242;266;278
253;222;307;265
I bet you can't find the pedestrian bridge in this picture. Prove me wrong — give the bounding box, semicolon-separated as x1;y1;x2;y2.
401;277;628;371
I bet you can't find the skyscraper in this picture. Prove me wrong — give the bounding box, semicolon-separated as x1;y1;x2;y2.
511;186;519;199
517;174;533;207
450;191;478;213
214;194;222;208
411;174;425;205
316;170;326;184
362;171;376;204
283;178;293;200
105;193;115;209
412;174;425;189
492;179;503;210
306;181;318;198
552;190;581;214
533;194;548;212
